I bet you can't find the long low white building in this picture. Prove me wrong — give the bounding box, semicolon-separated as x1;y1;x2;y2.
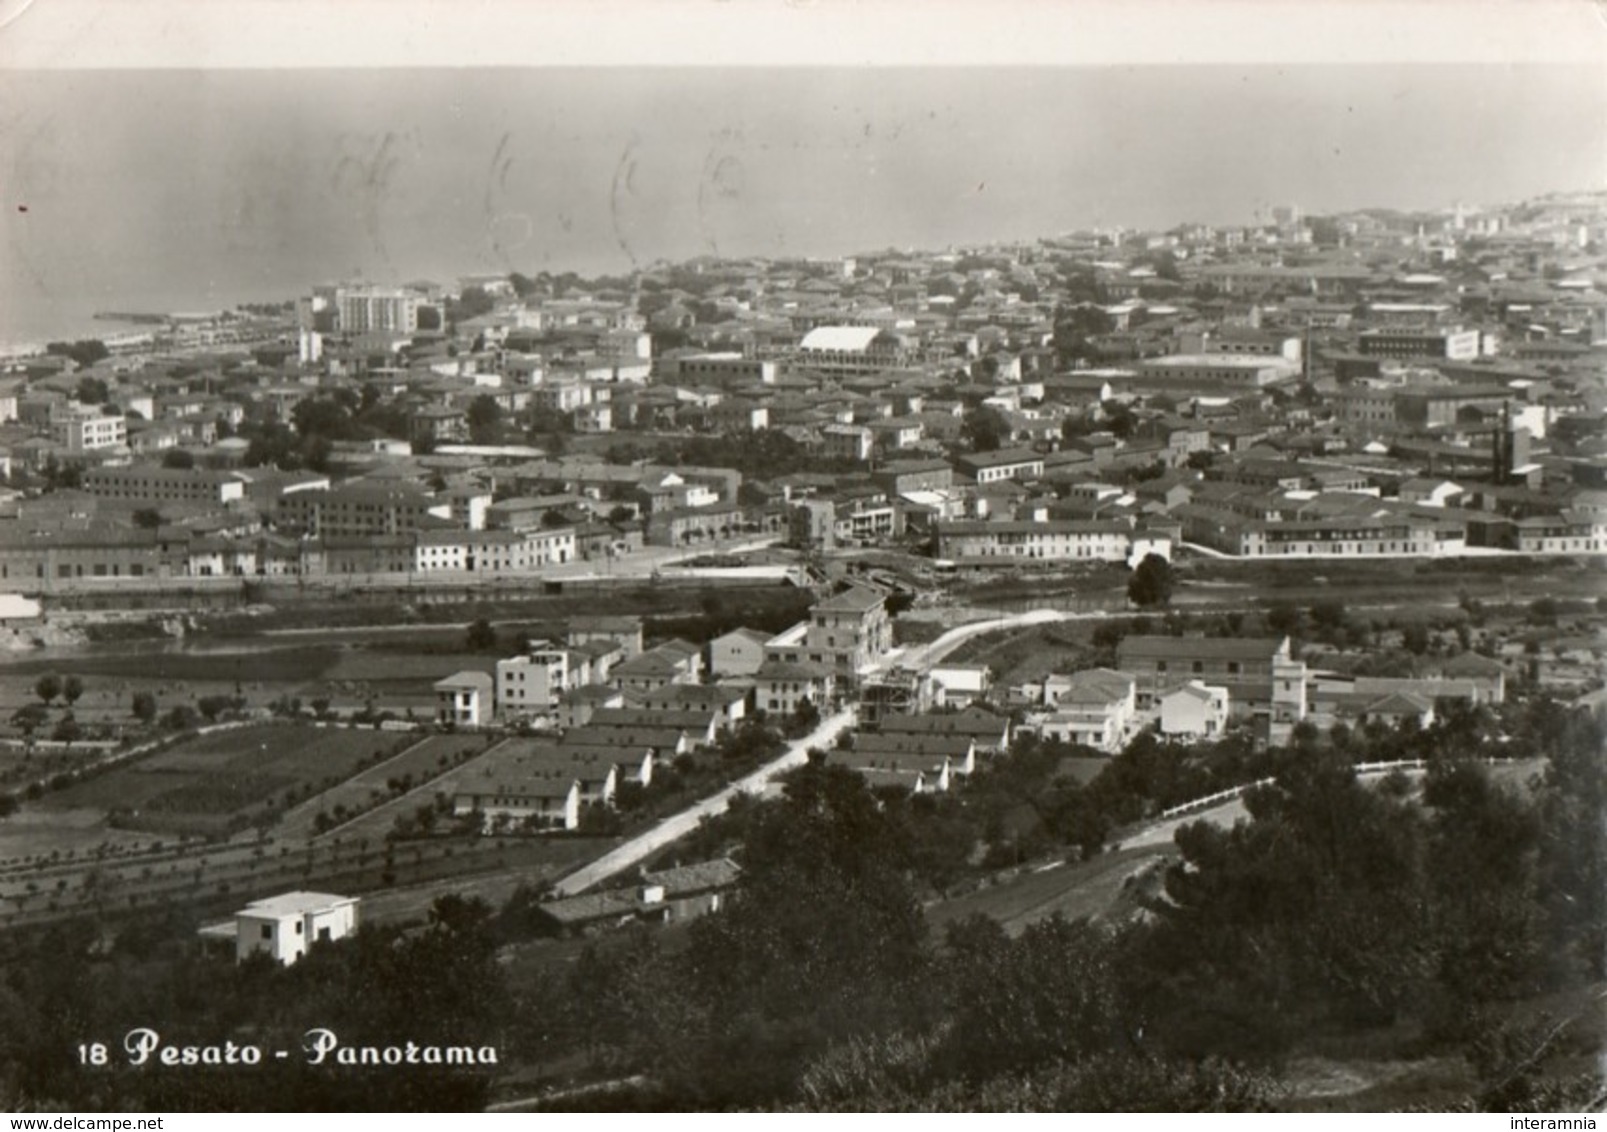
1176;502;1471;558
413;527;576;573
934;519;1173;565
1135;353;1299;391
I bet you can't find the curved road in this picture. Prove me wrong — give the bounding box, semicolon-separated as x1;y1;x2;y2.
889;606;1077;671
1117;757;1544;851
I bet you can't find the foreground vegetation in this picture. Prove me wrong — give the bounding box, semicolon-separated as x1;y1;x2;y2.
0;695;1599;1111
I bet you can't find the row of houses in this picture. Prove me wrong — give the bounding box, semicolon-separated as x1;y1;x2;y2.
437;587;898;739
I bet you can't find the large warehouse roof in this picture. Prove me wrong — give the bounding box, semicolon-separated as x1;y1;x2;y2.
799;326;882;352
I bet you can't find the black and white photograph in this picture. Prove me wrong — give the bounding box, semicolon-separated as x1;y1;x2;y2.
0;0;1603;1115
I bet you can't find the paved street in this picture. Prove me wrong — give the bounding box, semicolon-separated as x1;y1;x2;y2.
889;607;1078;671
551;706;856;895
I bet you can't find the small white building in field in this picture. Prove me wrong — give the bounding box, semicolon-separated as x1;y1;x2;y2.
231;891;360;965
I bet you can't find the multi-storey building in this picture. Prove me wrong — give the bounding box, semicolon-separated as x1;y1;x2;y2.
1177;502;1468;558
821;424;874;462
1514;511;1606;554
1357;327;1481;361
1117;634;1307;742
331;286;420;335
0;526;171;586
83;465;245;507
412;527;575;573
497;641;586;718
644;503;744;547
52;408;127;451
1249;513;1465;557
753;659;835;716
935;519;1170;565
1035;668;1137;753
957;447;1045;484
277;483;450;538
1394;386;1515;430
435;671;494;726
766;585;891;686
1135;354;1299;392
655;353;778;386
793;326;913;376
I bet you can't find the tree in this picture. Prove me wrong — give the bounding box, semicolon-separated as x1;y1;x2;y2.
160;448;195;469
1149;249;1184;282
466;395;503;445
1533;707;1607;980
1104;403;1138;440
34;674;61;706
1052;302;1115;365
1308;216;1342;245
1127;553;1175;608
632;764;933;1104
465;619;498;652
39;455;82;491
1421;760;1545;1006
46;339;109;368
162;705;197;731
1265;603;1303;637
1402;623;1431;655
291;395;360;443
61;676;83;707
197;695;233;723
786;698;821;738
448;285;496;323
131;692;158;723
1127;754;1437;1056
132;508;163;530
11;703;47;737
75;376;109;405
938;915;1124;1082
1309;601;1347;634
960;406;1008;453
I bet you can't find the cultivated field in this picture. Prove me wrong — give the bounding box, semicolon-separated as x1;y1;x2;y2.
0;828;618;933
275;732;492;840
327;740;516;842
37;724;414;836
0;808;166;869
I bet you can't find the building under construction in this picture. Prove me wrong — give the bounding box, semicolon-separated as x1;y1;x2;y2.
858;664;930;725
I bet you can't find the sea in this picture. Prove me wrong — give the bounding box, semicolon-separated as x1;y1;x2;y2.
4;65;1604;353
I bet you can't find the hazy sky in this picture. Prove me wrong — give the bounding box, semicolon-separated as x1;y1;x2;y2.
1;62;1604;342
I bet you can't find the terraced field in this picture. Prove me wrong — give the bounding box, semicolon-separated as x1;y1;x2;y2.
39;724;415;836
275;733;493;840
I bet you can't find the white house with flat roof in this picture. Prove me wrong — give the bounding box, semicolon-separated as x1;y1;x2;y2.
231;892;360;965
